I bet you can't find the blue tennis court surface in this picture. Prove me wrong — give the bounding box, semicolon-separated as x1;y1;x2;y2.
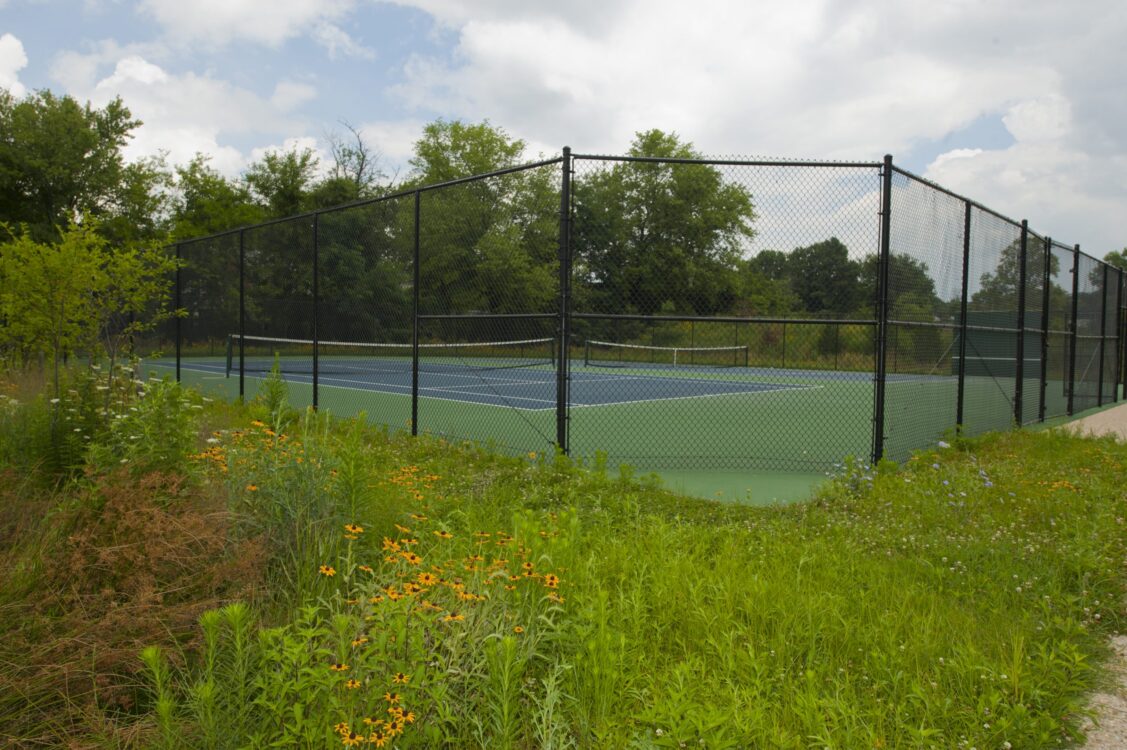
163;358;818;410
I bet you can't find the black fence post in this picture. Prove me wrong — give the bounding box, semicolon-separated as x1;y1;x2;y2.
872;154;893;464
1067;244;1080;415
1014;220;1028;424
1098;262;1108;405
955;201;972;431
556;147;572;454
1117;268;1125;402
312;214;319;411
412;190;421;438
238;229;245;400
174;244;181;383
1039;237;1051;421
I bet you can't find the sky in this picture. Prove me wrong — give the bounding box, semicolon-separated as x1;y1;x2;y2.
1;0;1126;255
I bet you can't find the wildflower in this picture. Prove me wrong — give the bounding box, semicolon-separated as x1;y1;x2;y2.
368;595;385;604
393;672;410;684
394;524;411;534
344;534;358;541
513;626;524;634
345;523;364;534
442;612;465;623
351;636;369;647
334;723;350;735
358;564;374;574
547;592;564;604
434;530;453;540
402;551;422;565
382;538;401;552
528;451;537;460
543;574;560;588
384;691;401;704
368;733;388;748
341;731;364;746
345;679;361;689
521;561;534;571
344;598;359;605
403;582;423;595
330;663;350;672
246;484;259;492
410;513;428;521
385;719;403;735
320;565;337;577
417;572;437;586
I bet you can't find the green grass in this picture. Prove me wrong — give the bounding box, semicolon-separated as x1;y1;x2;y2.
3;363;1126;748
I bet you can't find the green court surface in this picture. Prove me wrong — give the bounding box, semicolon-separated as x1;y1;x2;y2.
158;357;1120;506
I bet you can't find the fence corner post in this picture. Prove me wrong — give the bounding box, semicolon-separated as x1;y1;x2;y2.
1067;244;1080;415
872;154;893;464
1014;220;1028;425
556;147;572;455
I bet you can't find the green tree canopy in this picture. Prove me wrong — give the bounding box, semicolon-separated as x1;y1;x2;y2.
571;130;756;316
783;237;862;317
0;89;167;243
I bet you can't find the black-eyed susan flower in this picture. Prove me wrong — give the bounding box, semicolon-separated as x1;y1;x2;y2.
402;551;422;565
329;662;350;672
393;672;409;684
358;564;374;574
334;722;350;735
351;636;369;647
394;523;411;534
513;626;524;634
341;731;364;746
403;582;423;595
442;612;465;622
547;592;565;604
319;565;337;577
521;561;534;571
368;733;388;748
344;523;364;534
434;530;453;540
382;537;401;552
417;572;437;586
246;484;259;492
410;513;427;521
345;678;361;689
384;691;400;704
543;574;560;589
385;719;403;736
402;711;416;724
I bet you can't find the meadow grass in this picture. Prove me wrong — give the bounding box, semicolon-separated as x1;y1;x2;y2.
1;367;1125;748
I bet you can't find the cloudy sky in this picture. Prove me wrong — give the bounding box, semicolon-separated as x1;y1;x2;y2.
1;0;1125;253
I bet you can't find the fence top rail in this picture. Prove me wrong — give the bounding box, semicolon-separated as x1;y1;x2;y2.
891;165;1025;229
169;155;566;250
573;153;882;169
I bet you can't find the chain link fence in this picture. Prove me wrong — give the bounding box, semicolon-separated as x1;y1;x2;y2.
160;152;1125;474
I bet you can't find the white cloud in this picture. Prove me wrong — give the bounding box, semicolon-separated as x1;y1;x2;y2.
0;33;28;98
271;80;318;111
311;22;376;60
138;0;358;51
386;0;1127;253
73;55;310;175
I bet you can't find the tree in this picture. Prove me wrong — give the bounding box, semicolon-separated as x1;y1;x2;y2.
244;147;320;218
170;155;264;239
784;238;861;316
0;89;167;243
858;253;942;321
306;121;388;209
571;130;756;318
0;221;178;397
1104;248;1127;273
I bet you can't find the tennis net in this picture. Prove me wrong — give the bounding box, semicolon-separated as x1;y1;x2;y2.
225;335;556;377
583;340;749;369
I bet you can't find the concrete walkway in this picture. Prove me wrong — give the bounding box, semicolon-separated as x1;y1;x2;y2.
1064;400;1127;441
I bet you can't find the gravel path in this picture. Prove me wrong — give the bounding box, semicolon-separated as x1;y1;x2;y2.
1063;403;1127;748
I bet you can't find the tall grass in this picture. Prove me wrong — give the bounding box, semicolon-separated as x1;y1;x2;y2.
1;364;1125;748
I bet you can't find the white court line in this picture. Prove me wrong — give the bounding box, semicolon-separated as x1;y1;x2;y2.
565;383;821;409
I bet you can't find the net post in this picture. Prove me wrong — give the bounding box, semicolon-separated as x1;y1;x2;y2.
556;147;572;454
1014;220;1028;425
225;334;233;377
872;154;893;464
1098;262;1108;405
412;190;421;437
955;200;972;433
1067;244;1080;415
312;213;319;411
174;243;181;383
239;229;245;400
1039;237;1051;421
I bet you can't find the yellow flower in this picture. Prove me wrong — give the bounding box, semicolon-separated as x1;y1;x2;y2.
368;595;385;604
368;733;388;748
547;592;565;604
384;691;401;704
513;625;524;634
417;572;437;586
394;523;411;534
410;513;428;521
393;672;410;684
341;731;364;746
245;484;259;492
344;679;361;689
351;636;369;647
402;551;422;565
442;612;465;623
334;722;350;735
543;574;560;589
434;530;453;540
344;523;364;534
382;537;401;552
319;565;336;577
358;564;374;574
329;663;350;672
